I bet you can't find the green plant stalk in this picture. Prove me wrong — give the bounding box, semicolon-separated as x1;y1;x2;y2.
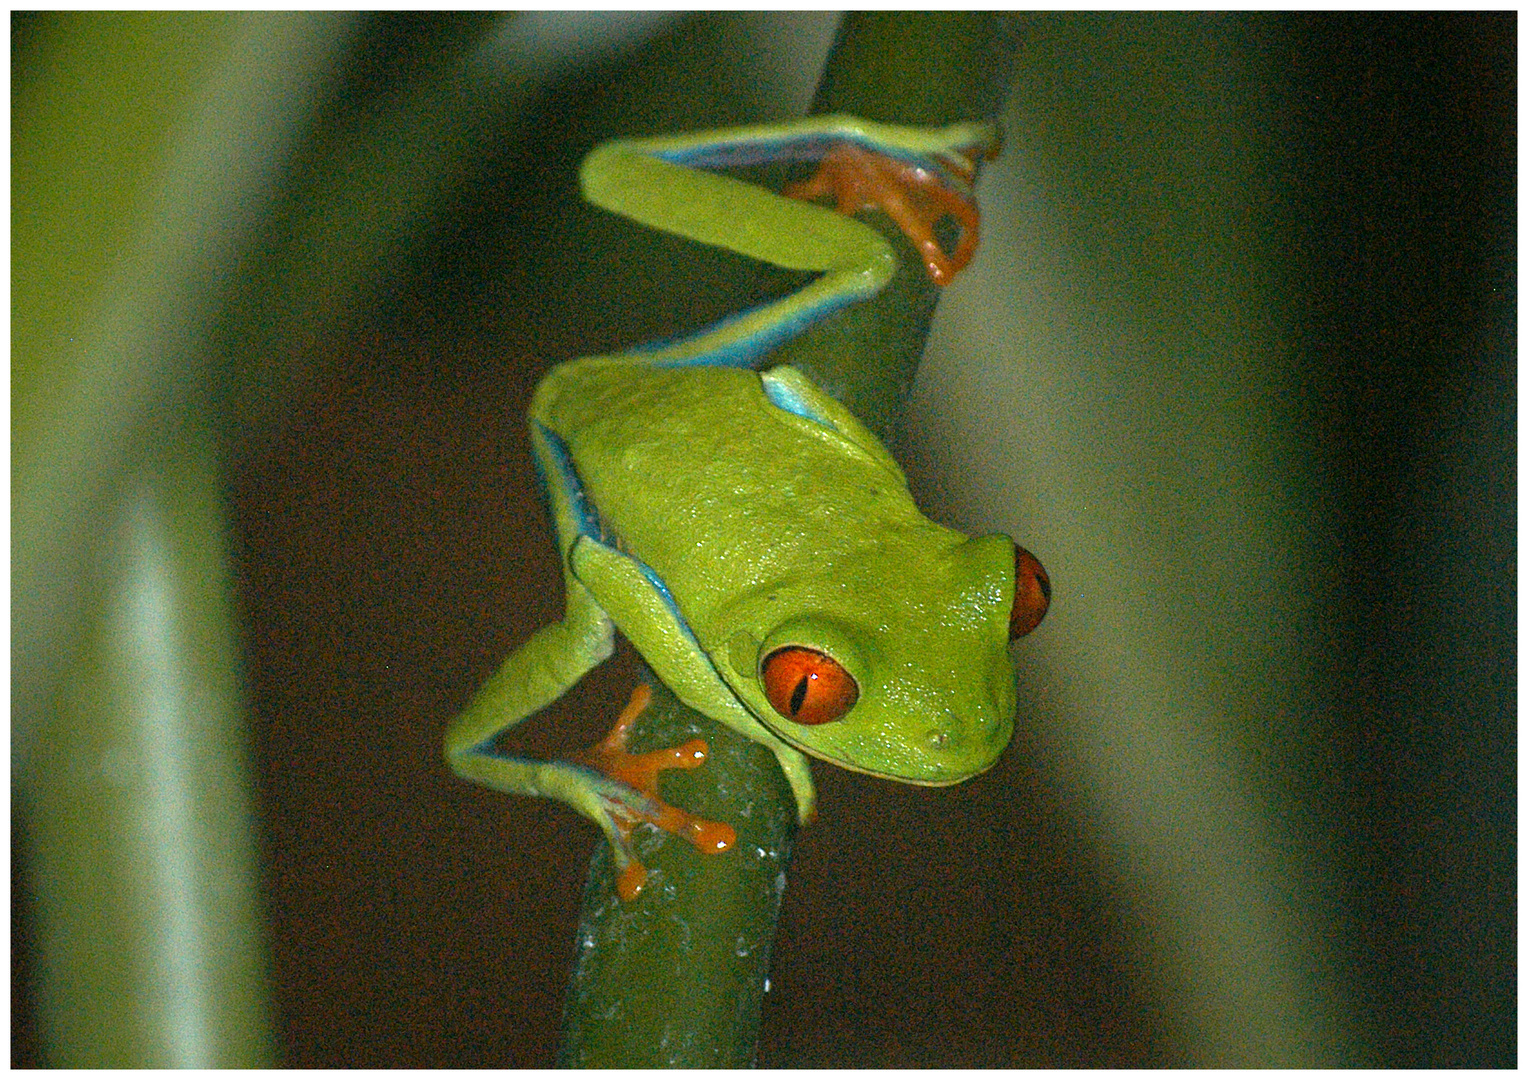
25;422;276;1067
556;12;1024;1067
12;13;349;1065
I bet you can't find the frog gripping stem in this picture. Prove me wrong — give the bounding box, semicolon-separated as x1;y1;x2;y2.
571;683;737;901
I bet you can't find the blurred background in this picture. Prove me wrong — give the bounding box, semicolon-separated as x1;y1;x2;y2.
12;12;1514;1066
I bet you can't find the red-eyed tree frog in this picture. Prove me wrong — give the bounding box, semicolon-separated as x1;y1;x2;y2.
444;115;1051;900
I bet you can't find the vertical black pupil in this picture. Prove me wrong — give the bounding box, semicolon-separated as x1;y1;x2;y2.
789;675;810;715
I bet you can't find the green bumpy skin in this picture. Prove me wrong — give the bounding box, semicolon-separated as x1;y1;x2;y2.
444;115;1043;891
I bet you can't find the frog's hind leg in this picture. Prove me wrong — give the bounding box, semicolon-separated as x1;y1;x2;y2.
578;115;1000;368
630;115;1001;289
580;139;894;369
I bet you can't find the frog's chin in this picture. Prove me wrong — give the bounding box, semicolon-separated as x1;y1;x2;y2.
757;718;995;787
827;755;972;787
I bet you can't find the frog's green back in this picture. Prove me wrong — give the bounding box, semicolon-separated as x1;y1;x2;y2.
535;355;952;625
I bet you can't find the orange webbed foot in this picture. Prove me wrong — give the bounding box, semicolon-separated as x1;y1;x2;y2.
783;137;997;286
572;683;737;901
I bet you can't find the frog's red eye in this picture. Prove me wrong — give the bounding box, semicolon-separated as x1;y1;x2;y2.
1010;546;1051;639
761;647;859;725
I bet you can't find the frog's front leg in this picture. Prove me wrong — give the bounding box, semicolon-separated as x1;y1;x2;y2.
443;596;736;902
442;429;737;899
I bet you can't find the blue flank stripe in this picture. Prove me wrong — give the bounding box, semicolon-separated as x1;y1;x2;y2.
573;536;720;702
533;420;602;541
532;422;718;689
621;544;706;656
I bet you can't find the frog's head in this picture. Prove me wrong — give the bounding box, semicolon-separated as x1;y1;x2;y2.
718;532;1049;784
